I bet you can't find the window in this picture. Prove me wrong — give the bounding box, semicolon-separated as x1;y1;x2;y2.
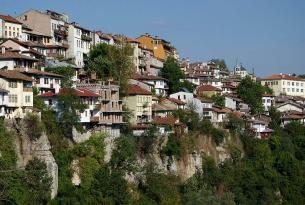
292;88;295;92
301;83;304;86
287;82;290;86
25;95;31;103
8;94;17;103
292;82;295;86
267;99;270;103
184;95;186;100
9;81;17;88
276;81;278;85
301;89;304;93
283;81;285;85
24;15;27;21
44;78;49;84
287;88;290;92
283;88;286;92
296;82;299;86
296;89;299;92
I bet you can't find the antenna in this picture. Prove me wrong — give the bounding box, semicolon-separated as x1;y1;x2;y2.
252;68;254;75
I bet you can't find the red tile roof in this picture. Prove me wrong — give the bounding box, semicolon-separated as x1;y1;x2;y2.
59;88;99;97
153;116;180;125
0;51;39;61
17;68;63;77
127;85;151;95
39;91;56;97
167;98;186;105
0;70;33;81
263;74;303;81
196;85;221;92
133;73;167;81
262;93;275;97
0;15;22;24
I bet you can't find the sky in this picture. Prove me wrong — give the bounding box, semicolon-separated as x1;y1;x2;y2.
1;0;305;77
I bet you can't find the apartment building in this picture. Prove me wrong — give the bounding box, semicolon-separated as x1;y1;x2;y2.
0;15;23;39
93;31;114;45
261;74;305;97
76;80;124;137
17;10;69;59
0;70;33;118
132;73;168;96
124;85;152;125
67;22;93;68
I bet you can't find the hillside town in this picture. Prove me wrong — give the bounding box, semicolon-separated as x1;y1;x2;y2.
0;10;305;141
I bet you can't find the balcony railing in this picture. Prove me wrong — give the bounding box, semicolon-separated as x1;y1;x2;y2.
23;87;32;92
81;34;92;41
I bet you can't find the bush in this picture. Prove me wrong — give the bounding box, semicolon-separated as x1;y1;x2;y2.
161;135;181;157
23;112;44;141
211;128;225;146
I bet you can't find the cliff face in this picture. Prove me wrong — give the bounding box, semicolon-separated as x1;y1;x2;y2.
134;133;243;182
6;119;58;199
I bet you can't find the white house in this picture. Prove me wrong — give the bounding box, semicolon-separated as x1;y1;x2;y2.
0;15;23;39
225;96;237;110
262;93;275;112
133;74;169;97
276;101;304;113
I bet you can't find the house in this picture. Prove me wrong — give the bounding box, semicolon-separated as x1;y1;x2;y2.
233;64;248;79
225;96;237;110
17;68;62;93
262;93;275;112
93;31;114;45
276;101;304;113
67;22;93;68
199;98;213;120
0;47;39;70
247;118;274;139
153;116;186;135
0;15;23;39
124;85;152;125
195;84;221;97
160;98;186;110
211;106;231;124
222;84;236;94
132;73;168;97
152;103;174;118
77;80;124;137
0;70;33;118
260;74;305;97
281;111;305;126
17;10;69;59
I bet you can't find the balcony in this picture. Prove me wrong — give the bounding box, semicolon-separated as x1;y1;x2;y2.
54;29;68;37
81;34;92;41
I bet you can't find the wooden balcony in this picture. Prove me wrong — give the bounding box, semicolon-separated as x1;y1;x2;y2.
23;87;32;92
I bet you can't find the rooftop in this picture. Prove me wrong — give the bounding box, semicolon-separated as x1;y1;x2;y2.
0;15;22;24
127;85;151;95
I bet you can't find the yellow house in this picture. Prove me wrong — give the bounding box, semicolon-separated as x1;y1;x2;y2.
124;85;152;125
0;70;33;118
261;74;305;97
196;85;222;97
136;34;166;61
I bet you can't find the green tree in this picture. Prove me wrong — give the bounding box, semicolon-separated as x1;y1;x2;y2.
25;158;52;205
237;76;265;114
211;94;225;108
23;113;44;141
211;59;228;71
161;56;185;94
57;89;86;138
85;42;135;96
45;66;75;88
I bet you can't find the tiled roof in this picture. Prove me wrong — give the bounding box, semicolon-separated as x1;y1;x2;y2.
59;88;99;97
0;15;22;24
39;91;56;97
153;116;179;125
262;93;275;97
17;68;62;77
133;73;167;81
167;98;186;105
95;31;113;40
212;106;231;113
127;85;151;95
0;51;39;61
196;85;221;92
263;74;303;81
0;70;33;81
152;103;174;111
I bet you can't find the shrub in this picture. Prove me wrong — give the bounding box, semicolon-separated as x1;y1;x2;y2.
23;112;44;141
211;128;225;146
161;135;181;157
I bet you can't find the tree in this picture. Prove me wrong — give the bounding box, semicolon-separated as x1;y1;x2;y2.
25;158;52;205
237;76;264;114
211;59;228;71
45;66;75;88
161;56;185;94
23;113;44;141
85;42;136;96
57;89;86;138
211;94;225;108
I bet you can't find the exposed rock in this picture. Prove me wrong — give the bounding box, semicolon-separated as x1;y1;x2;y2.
72;127;91;143
71;159;81;186
104;134;119;163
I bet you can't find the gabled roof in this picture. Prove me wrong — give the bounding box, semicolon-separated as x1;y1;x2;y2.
152;103;174;111
0;51;39;61
127;85;151;95
133;73;167;81
59;88;99;97
262;74;303;81
39;91;56;97
167;98;186;105
17;68;63;78
153;116;180;126
0;15;22;24
276;101;304;109
196;85;221;92
262;93;275;97
0;70;33;81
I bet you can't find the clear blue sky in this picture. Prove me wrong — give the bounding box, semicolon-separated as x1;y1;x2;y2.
1;0;305;77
